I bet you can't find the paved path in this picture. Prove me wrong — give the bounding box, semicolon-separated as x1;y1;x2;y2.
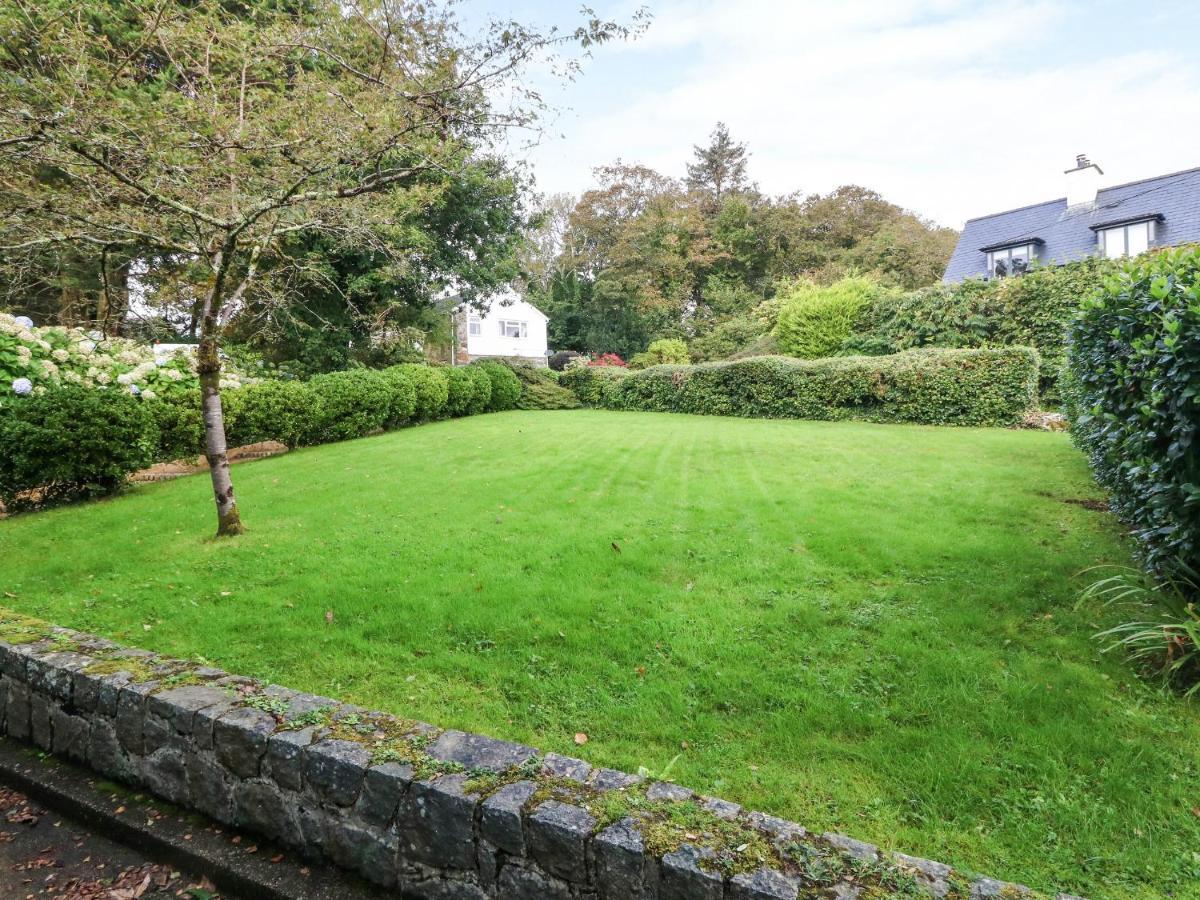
0;783;236;900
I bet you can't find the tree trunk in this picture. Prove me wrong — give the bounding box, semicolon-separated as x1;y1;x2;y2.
197;249;244;537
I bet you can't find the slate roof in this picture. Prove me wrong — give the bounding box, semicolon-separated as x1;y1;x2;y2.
943;166;1200;283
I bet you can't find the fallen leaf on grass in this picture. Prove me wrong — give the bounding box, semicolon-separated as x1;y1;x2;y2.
574;732;588;745
611;542;621;553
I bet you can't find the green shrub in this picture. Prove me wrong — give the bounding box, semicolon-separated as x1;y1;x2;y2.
224;380;315;449
393;363;449;420
148;389;205;460
690;316;771;361
629;338;691;370
473;361;522;411
503;362;582;410
443;366;492;417
559;363;629;405
605;348;1039;426
847;256;1117;399
1066;246;1200;572
303;369;392;444
775;276;886;359
377;366;419;427
0;387;159;510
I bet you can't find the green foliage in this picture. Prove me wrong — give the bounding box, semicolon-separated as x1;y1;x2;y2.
605;348;1039;427
304;370;393;444
0;386;158;509
472;362;522;411
504;363;581;410
377;367;419;427
775;276;886;359
559;363;630;406
848;257;1117;398
1082;564;1200;697
393;364;449;420
629;338;691;370
443;366;492;417
1066;246;1200;572
224;380;315;449
149;389;205;461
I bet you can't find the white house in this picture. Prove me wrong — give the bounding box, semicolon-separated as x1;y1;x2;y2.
453;289;549;367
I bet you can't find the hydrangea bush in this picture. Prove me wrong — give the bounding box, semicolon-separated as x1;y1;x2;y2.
0;312;250;406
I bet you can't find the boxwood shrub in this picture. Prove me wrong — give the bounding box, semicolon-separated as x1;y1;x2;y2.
224;379;315;449
443;365;492;417
377;366;419;428
1066;246;1200;572
0;386;159;510
472;361;522;411
303;369;393;444
603;348;1039;427
394;364;449;420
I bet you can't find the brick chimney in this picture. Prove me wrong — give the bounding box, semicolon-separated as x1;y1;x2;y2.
1065;154;1103;208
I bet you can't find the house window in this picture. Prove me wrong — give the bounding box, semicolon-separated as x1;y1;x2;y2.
468;316;482;336
987;244;1035;278
1099;220;1155;259
499;319;527;339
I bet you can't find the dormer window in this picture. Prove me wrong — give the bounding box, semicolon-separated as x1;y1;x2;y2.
1097;218;1157;259
986;243;1036;279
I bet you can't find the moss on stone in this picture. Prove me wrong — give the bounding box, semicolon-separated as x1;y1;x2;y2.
83;656;160;682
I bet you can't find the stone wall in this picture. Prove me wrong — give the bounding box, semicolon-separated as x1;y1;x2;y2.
0;611;1081;899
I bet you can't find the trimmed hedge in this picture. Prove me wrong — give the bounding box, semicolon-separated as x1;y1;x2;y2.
305;369;394;444
0;362;521;512
505;362;582;410
0;387;159;510
558;364;629;406
845;256;1117;399
443;366;492;417
1066;246;1200;572
472;361;522;411
598;348;1039;426
395;363;449;420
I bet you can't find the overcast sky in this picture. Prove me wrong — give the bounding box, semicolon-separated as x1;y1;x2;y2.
462;0;1200;228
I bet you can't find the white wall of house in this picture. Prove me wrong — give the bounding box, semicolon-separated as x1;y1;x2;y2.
460;290;548;362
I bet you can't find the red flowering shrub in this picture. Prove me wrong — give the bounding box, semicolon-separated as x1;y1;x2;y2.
588;353;627;368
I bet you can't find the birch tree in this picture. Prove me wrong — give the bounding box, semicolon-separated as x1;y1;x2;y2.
0;0;643;535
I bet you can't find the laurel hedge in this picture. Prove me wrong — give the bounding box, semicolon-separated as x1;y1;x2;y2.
1065;246;1200;572
596;348;1039;427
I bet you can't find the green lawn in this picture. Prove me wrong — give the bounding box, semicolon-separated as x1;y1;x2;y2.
2;410;1198;898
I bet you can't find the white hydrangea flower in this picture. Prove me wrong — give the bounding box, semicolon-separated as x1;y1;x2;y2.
17;329;35;342
33;385;46;395
51;348;69;362
141;389;156;400
86;366;99;378
41;359;58;375
64;371;82;384
116;372;134;385
16;345;31;362
36;340;50;351
78;340;97;354
165;369;184;381
96;372;112;385
11;377;32;395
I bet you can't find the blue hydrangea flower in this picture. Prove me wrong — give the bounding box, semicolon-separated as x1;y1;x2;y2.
13;316;34;329
130;384;141;396
12;377;33;395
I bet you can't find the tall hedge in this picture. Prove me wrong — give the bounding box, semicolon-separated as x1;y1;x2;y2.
846;256;1117;398
600;348;1039;427
472;361;522;411
558;365;629;406
1066;246;1200;572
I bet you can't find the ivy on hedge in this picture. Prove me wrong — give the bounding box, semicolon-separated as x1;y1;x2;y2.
1065;246;1200;572
592;348;1039;427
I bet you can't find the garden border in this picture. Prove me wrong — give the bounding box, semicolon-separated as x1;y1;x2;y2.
0;609;1084;899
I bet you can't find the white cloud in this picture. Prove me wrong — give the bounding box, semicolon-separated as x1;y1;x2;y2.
506;0;1200;227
